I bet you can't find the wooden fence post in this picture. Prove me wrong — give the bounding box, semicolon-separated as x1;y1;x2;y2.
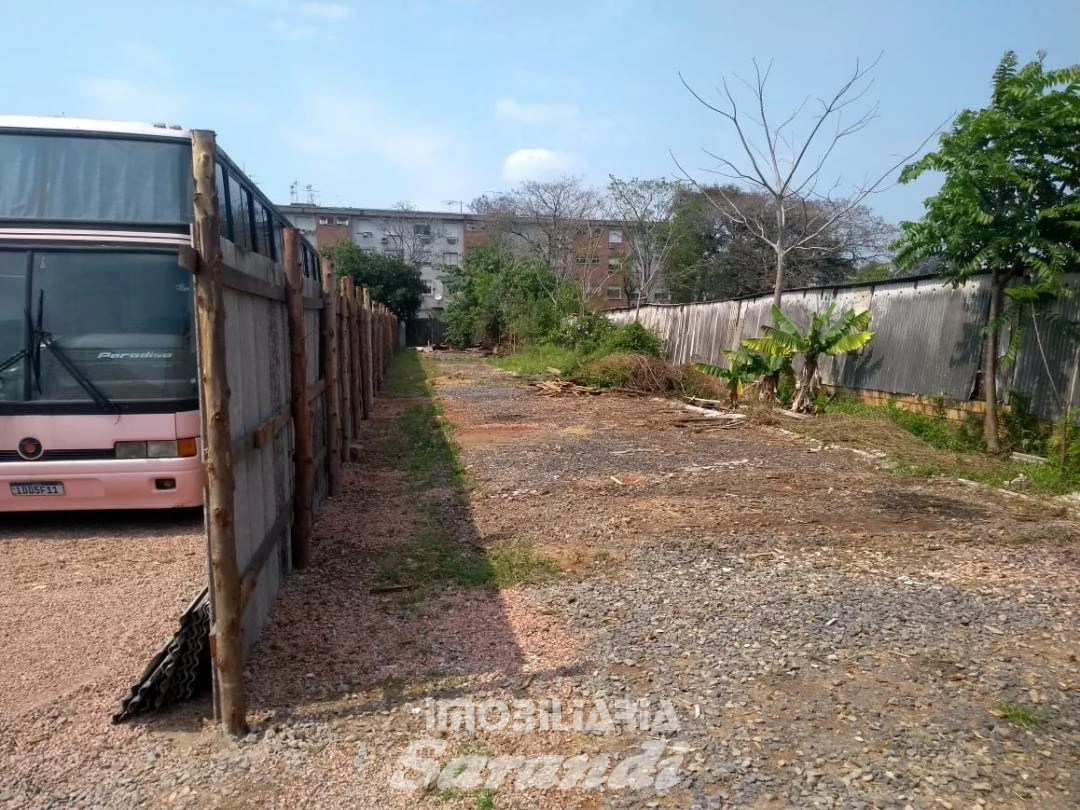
191;130;248;737
338;276;354;463
283;228;314;568
349;283;363;435
360;288;375;418
321;254;342;497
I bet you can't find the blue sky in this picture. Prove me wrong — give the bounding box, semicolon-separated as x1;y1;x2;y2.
5;0;1078;223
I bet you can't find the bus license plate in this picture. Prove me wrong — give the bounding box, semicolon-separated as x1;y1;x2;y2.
10;482;65;496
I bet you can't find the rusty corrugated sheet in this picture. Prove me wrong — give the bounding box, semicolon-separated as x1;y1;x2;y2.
1009;277;1080;420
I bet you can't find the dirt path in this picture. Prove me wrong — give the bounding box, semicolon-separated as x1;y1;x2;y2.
2;350;1076;809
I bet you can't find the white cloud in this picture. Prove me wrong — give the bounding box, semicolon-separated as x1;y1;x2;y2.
269;18;318;40
502;148;583;183
495;98;580;126
244;0;352;39
76;78;184;122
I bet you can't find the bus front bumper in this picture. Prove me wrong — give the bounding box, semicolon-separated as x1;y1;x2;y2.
0;456;203;511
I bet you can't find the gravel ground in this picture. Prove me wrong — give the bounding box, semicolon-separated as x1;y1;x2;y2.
2;352;1076;809
0;509;206;808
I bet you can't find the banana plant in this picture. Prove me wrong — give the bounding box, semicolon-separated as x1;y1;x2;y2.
743;304;874;412
695;351;760;408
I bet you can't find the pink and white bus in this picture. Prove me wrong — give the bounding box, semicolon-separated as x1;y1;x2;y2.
0;116;321;511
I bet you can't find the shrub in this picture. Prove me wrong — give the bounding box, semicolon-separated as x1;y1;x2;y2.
574;353;724;398
545;312;616;353
602;321;664;358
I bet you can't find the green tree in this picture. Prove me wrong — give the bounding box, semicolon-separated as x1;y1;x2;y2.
744;304;874;412
324;241;425;321
442;244;578;348
893;51;1080;450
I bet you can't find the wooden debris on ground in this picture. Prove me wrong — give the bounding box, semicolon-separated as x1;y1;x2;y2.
683;396;728;411
528;379;602;396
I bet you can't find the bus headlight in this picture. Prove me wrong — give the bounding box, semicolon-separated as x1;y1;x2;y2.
115;439;199;459
147;440;179;458
115;441;148;459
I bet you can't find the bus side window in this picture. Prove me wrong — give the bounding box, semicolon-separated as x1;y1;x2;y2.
216;163;233;243
227;175;252;251
254;204;271;258
273;222;284;265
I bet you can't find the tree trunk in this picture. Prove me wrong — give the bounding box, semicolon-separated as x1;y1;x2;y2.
772;202;786;308
792;356;818;412
634;289;643;321
759;371;779;406
983;269;1002;452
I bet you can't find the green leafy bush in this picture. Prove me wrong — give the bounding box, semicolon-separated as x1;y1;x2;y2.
602;321;664;358
545;312;616;352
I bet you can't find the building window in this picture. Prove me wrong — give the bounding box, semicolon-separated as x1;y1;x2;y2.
422;281;434;295
608;228;623;244
317;216;330;225
652;291;670;302
606;286;623;300
413;223;432;237
608;257;621;268
446;236;458;245
465;221;486;232
575;256;600;265
335;216;350;226
442;251;459;265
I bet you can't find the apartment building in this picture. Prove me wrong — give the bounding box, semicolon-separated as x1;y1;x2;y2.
462;216;636;311
279;204;653;341
280;205;466;328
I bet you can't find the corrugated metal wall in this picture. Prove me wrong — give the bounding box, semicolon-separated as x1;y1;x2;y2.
611;274;1079;419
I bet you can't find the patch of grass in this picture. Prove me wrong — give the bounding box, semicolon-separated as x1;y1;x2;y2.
377;510;560;591
487;541;561;587
491;344;586;377
378;520;491;589
397;402;466;486
813;395;1077;495
383;348;431;396
475;788;496;810
995;701;1047;728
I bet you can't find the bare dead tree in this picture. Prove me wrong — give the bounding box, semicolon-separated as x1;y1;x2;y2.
473;178;603;283
377;201;446;270
675;56;941;306
606;176;678;317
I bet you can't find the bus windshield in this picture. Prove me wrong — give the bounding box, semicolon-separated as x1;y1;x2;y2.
0;250;197;408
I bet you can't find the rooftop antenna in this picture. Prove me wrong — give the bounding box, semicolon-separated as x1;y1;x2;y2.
289;181;299;204
304;184;317;205
443;199;464;214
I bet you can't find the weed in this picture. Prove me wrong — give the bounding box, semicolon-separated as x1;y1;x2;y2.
995;701;1047;728
475;788;496;810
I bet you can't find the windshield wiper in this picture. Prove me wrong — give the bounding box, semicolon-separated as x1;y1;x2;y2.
33;291;119;413
0;304;36;391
